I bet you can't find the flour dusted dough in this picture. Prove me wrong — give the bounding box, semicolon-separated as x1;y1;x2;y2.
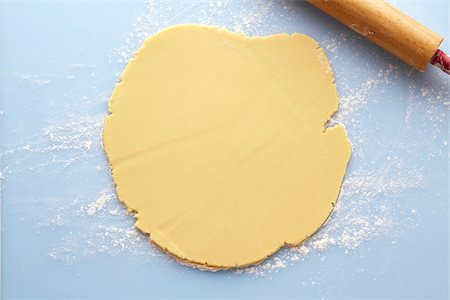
103;25;351;268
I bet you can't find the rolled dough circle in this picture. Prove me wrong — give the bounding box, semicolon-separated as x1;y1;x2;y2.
103;25;351;268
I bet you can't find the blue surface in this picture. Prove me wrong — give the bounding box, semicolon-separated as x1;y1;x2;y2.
1;1;449;299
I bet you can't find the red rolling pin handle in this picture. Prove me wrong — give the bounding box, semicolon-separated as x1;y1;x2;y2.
430;50;450;74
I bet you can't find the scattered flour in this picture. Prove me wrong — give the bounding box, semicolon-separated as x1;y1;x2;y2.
1;0;448;278
110;0;284;65
3;71;52;86
86;190;114;216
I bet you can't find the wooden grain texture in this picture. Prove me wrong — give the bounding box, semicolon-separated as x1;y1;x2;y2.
308;0;443;71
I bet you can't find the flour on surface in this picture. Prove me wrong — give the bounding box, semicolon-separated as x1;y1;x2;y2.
86;190;114;216
1;0;448;277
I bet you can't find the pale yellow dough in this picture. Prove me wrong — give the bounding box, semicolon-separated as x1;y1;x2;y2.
103;25;351;268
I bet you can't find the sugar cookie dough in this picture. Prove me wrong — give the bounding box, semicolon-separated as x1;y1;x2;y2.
103;25;351;268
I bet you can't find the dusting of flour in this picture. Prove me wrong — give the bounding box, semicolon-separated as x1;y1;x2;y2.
1;0;448;279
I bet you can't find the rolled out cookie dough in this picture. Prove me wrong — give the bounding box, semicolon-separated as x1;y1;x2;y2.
103;25;351;269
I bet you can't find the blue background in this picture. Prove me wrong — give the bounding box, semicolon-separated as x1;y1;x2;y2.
1;0;448;299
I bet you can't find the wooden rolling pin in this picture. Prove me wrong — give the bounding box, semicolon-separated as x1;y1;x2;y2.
308;0;449;74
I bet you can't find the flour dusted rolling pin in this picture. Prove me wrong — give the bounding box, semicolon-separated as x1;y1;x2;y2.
308;0;450;74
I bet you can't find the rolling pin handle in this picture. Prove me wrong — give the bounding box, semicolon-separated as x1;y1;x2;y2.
430;49;450;75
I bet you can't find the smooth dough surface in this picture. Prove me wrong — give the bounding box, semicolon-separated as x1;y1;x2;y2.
103;25;351;268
